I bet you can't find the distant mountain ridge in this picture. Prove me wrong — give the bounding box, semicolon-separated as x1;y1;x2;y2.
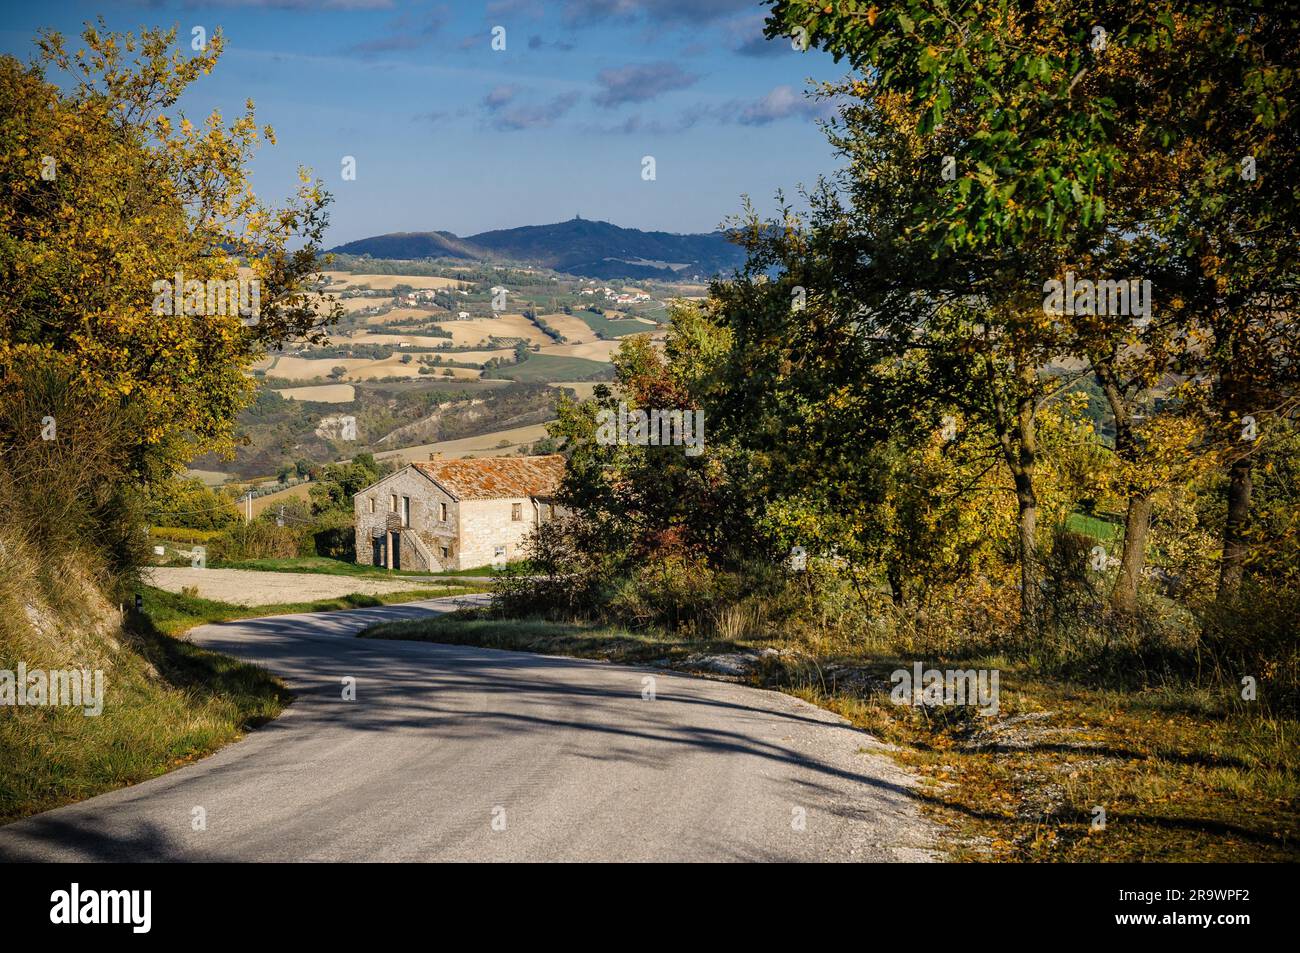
328;217;745;280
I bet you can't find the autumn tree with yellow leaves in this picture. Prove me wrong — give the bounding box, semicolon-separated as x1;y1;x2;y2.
0;22;338;569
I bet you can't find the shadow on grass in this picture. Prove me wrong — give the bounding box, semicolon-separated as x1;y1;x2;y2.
124;606;293;730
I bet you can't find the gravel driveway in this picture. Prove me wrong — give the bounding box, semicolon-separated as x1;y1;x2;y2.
145;567;432;606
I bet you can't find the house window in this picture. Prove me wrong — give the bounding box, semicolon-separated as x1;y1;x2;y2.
440;502;448;522
440;546;449;559
368;498;375;514
401;496;411;527
512;503;523;521
548;503;556;520
390;493;398;512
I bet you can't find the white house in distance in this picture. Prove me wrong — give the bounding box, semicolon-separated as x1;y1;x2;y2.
353;454;565;572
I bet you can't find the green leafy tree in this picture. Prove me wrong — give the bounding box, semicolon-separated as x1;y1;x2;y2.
307;453;385;516
765;0;1299;610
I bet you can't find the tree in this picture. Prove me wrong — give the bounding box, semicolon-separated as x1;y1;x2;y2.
147;477;241;530
308;453;384;516
0;22;340;482
765;0;1299;612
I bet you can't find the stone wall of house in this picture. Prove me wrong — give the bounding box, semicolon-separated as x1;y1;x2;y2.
456;497;540;569
353;468;460;572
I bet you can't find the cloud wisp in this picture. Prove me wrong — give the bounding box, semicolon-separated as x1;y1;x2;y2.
592;61;699;108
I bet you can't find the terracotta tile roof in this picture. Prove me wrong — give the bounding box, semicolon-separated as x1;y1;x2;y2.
412;454;565;501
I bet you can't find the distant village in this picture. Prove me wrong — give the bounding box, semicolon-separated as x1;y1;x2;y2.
578;281;652;306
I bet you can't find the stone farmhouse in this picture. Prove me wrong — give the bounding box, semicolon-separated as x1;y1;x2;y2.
353;454;565;572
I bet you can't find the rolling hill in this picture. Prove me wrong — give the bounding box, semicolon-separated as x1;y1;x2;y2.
328;217;745;280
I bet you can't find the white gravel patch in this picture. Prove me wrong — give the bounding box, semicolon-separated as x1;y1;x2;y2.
145;567;429;607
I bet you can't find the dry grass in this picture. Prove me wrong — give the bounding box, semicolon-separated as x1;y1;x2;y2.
537;340;625;362
273;384;356;403
431;314;553;346
247;482;313;516
322;272;466;290
548;382;602;400
265;355;480;382
373;422;554;466
536;312;598;343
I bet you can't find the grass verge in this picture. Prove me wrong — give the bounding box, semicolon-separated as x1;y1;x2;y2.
208;555;503;579
361;611;1299;862
0;599;288;825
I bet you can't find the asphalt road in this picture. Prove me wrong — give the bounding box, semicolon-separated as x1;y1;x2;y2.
0;596;939;862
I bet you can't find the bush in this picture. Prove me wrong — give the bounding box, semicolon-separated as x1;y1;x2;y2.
1201;581;1300;715
150;526;224;545
208;522;305;562
310;511;356;561
0;361;146;592
494;519;834;642
147;478;241;530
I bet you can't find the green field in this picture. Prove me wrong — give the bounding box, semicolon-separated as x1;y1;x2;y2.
493;353;615;383
1065;511;1122;541
574;311;656;339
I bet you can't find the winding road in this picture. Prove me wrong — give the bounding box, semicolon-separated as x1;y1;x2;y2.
0;596;939;862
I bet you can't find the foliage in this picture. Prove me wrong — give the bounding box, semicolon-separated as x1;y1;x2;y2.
0;22;341;481
146;477;241;530
510;4;1299;714
206;520;308;562
308;452;387;515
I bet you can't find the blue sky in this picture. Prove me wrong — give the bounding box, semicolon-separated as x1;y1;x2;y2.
0;0;848;244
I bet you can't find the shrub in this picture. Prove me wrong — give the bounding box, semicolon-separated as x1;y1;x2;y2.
149;526;224;545
0;361;146;591
311;511;356;561
1201;581;1300;715
208;522;304;562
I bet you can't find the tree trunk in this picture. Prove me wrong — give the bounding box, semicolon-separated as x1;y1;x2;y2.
992;370;1042;633
1217;455;1253;600
1093;360;1152;615
1014;471;1041;631
1111;492;1153;614
887;563;905;608
989;358;1044;634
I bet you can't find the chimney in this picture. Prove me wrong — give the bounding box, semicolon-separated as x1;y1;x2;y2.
428;452;443;461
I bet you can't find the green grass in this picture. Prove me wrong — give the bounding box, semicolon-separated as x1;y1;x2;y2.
434;562;532;577
493;353;615;383
212;555;439;579
0;581;485;824
1;595;290;825
1065;511;1122;542
361;609;1300;863
210;555;506;579
574;311;654;339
